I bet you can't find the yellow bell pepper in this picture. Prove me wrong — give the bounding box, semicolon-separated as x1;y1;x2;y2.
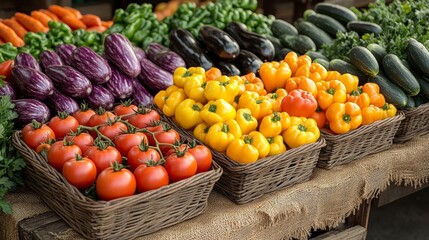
173;66;205;88
204;76;240;103
361;105;384;125
229;75;246;95
266;88;287;112
154;85;186;117
235;108;258;134
381;103;397;119
245;131;270;158
309;62;328;82
259;112;291;137
205;119;242;152
193;122;210;143
283;117;320;148
200;99;236;125
226;138;259;164
338;73;359;94
238;91;273;120
174;99;203;130
266;135;287;156
326;102;362;134
259;61;292;93
316;80;347;110
183;75;207;104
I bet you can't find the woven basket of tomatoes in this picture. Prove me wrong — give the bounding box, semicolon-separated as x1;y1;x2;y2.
12;103;222;240
154;65;327;204
393;102;429;143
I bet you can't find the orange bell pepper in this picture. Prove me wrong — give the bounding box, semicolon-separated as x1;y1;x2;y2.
205;67;222;81
361;105;384;125
241;72;267;96
309;62;328;82
338;73;359;94
347;88;371;109
362;83;386;108
326;102;362;134
285;76;318;97
265;88;287;112
293;55;312;77
237;91;273;120
325;71;341;81
259;61;292;93
309;106;327;129
283;51;299;74
316;80;347;110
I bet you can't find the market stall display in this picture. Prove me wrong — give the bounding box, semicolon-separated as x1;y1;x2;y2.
1;0;429;239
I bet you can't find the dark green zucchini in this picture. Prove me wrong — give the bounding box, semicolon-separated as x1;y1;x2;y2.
367;43;387;65
405;95;415;109
294;19;332;49
279;34;316;55
407;38;429;78
226;22;275;61
271;19;298;38
382;54;420;96
413;94;429;107
348;46;379;77
347;21;383;35
328;59;368;85
314;2;358;24
368;72;408;109
234;50;263;75
304;9;346;37
306;50;329;61
199;25;240;59
410;67;429;99
263;34;283;61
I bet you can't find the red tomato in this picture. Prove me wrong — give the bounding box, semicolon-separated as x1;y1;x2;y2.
0;60;13;81
73;105;96;126
62;155;97;190
114;103;138;120
87;110;116;127
134;165;169;193
165;144;187;157
281;89;318;118
113;132;147;156
188;144;212;173
47;140;82;172
154;128;180;155
48;113;79;140
96;163;136;201
64;132;94;154
22;121;56;150
98;121;128;140
164;152;197;182
128;108;161;128
309;108;327;129
127;143;161;171
84;145;122;175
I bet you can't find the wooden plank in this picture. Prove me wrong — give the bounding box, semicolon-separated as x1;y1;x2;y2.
377;182;429;207
312;226;367;240
18;211;62;240
33;218;71;240
346;200;372;229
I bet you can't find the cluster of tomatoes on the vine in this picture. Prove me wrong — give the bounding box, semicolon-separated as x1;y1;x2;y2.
21;101;213;201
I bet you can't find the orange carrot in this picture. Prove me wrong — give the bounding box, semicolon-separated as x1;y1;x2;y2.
2;18;27;39
80;14;102;27
87;25;107;33
48;5;75;19
0;22;24;47
64;6;82;19
31;11;53;28
39;9;59;21
14;13;49;33
61;15;87;30
101;20;113;28
0;38;4;44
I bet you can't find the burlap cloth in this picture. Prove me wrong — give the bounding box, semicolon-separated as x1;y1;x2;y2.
2;134;429;240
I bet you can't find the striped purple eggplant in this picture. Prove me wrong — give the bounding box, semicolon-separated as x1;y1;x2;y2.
15;52;41;71
86;84;115;110
45;65;93;98
72;46;112;84
133;46;146;62
0;80;16;99
56;44;76;66
104;33;141;78
139;58;173;93
46;89;79;114
13;99;51;126
40;50;63;69
104;65;134;100
12;66;53;100
131;78;153;106
146;43;186;74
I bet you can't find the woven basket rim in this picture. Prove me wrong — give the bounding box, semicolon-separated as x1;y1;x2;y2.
321;112;405;141
399;102;429;115
13;130;223;208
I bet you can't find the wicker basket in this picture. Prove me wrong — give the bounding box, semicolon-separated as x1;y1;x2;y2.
154;107;326;204
317;112;405;169
12;131;222;240
394;103;429;143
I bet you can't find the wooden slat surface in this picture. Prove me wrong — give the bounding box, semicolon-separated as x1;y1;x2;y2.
312;226;367;240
